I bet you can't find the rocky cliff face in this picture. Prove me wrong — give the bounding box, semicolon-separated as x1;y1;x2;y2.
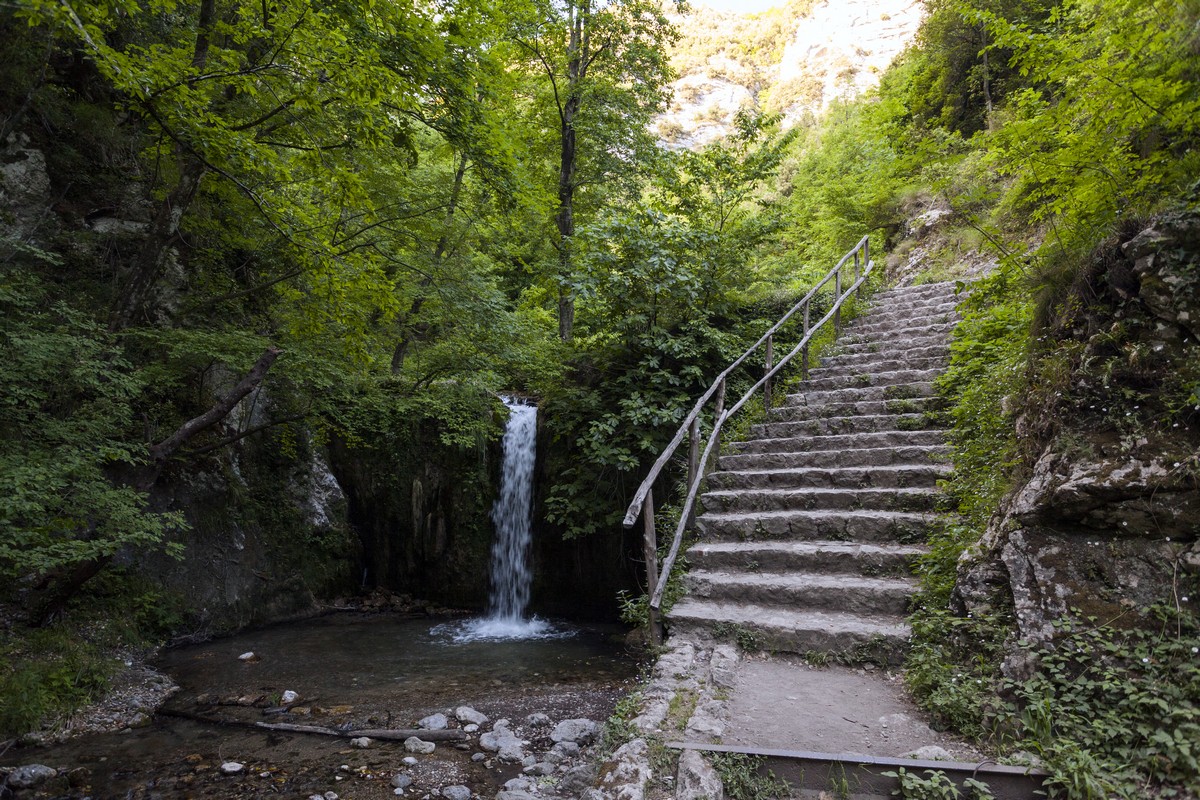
954;213;1200;668
657;0;924;149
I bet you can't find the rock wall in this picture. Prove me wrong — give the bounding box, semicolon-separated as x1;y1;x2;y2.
954;213;1200;666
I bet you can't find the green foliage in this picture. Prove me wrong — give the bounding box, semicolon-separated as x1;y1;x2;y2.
1003;607;1200;798
883;768;995;800
711;753;792;800
0;275;185;582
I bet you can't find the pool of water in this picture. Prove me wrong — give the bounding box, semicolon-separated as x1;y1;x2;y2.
2;612;640;799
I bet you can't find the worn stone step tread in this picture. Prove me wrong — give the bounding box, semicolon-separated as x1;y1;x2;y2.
728;429;950;454
689;540;928;559
753;413;940;438
768;399;942;422
688;570;918;592
698;508;938;529
702;486;941;513
782;383;939;406
718;445;950;470
801;368;947;392
710;464;950;482
667;599;911;636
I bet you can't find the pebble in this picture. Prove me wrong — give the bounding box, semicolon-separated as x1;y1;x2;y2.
238;652;259;662
404;736;436;755
392;774;414;789
403;756;419;766
220;761;245;775
471;753;486;763
456;706;489;726
442;786;471;800
282;689;300;704
525;712;550;728
419;712;449;730
325;793;339;800
351;736;372;748
463;723;479;733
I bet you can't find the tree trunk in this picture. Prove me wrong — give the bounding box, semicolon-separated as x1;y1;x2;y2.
554;0;588;343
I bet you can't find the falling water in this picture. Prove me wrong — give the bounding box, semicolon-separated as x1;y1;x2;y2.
436;397;568;642
487;398;537;622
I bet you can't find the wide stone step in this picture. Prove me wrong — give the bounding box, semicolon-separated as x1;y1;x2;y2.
768;397;942;423
707;464;949;492
685;570;917;615
849;312;959;337
701;486;939;514
839;320;955;346
728;429;949;455
697;508;937;543
833;333;954;357
666;599;910;662
783;382;938;407
807;353;948;377
852;299;960;326
801;367;946;393
817;343;950;370
873;282;960;302
717;445;950;471
752;413;937;439
686;540;926;576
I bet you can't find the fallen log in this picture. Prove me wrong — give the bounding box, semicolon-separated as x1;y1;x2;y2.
158;709;468;741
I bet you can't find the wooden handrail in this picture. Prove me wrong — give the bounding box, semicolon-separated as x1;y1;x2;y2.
619;237;875;620
621;235;870;529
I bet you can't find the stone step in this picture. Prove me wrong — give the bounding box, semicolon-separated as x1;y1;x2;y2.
839;320;955;346
817;344;950;370
701;486;939;514
768;397;942;423
686;540;926;576
782;382;938;407
685;570;917;615
752;413;937;439
807;353;948;377
832;333;954;357
706;464;949;492
873;282;960;302
666;599;910;662
800;367;946;393
717;444;950;471
728;429;949;455
697;508;936;543
849;312;959;337
851;299;960;326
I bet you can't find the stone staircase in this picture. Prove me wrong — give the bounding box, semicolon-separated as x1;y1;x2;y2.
667;282;961;662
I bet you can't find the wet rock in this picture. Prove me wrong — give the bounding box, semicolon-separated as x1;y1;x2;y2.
471;753;486;763
404;737;436;755
676;749;724;800
456;706;489;726
324;793;339;800
524;712;550;728
464;724;479;733
556;764;596;795
442;786;471;800
350;737;372;748
282;690;300;704
238;652;260;662
403;756;419;766
479;726;525;762
392;774;414;789
6;764;58;789
220;762;246;775
550;718;598;746
419;712;449;730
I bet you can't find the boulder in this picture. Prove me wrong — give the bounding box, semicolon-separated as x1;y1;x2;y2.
549;718;598;746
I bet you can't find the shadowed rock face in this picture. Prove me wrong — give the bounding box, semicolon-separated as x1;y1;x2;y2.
954;212;1200;666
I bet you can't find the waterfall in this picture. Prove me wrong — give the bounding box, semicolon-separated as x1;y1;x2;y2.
486;398;537;622
435;396;568;642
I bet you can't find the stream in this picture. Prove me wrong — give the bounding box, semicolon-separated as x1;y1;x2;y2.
0;612;640;799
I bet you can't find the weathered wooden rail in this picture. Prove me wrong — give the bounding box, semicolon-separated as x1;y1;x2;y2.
621;236;875;641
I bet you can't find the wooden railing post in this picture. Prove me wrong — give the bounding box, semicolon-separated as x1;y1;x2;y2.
642;490;662;645
711;377;726;465
764;334;774;412
834;268;842;334
686;417;700;529
801;300;810;381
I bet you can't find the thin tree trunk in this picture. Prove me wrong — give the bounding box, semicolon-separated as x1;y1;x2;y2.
555;0;588;343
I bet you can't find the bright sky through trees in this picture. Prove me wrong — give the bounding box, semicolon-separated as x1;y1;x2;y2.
695;0;783;14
